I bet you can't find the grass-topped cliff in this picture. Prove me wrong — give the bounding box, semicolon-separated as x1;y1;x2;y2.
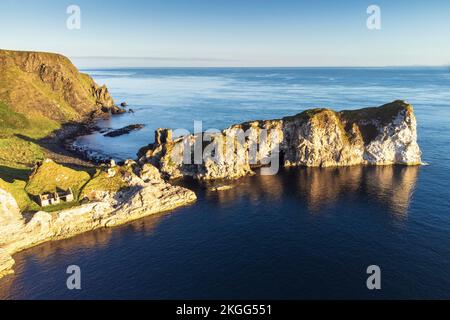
0;50;118;212
0;49;114;124
0;49;116;166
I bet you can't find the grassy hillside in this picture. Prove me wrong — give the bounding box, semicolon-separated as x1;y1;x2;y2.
25;159;91;197
0;49;115;123
0;50;116;169
0;100;49;166
0;50;117;212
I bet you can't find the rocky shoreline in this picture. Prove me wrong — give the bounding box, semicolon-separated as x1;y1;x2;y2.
0;100;423;280
40;111;125;165
0;161;197;279
0;103;195;279
0;49;201;279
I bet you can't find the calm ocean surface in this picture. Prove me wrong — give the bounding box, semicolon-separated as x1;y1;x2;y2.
1;68;450;299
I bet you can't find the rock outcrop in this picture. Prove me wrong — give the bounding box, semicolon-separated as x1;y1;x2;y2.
0;163;196;279
0;249;14;278
0;189;24;277
139;101;422;180
104;124;145;137
0;49;115;122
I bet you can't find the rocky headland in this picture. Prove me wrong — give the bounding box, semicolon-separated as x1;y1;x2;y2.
139;100;422;180
0;160;196;278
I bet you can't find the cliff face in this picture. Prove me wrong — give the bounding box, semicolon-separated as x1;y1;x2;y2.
139;101;422;180
0;49;115;123
282;100;421;167
0;163;196;278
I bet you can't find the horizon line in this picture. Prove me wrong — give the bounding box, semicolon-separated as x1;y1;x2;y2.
76;65;450;69
71;56;450;69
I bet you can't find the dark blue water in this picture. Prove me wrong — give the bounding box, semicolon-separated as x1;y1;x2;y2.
1;68;449;299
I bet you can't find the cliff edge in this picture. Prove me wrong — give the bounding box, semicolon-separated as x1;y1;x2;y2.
0;49;115;123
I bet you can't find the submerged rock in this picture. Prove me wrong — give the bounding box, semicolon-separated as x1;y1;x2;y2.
104;124;145;137
110;105;127;115
139;101;422;180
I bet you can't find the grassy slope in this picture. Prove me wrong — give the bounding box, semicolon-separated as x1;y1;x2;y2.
25;160;91;197
81;167;129;200
0;49;109;121
0;50;112;212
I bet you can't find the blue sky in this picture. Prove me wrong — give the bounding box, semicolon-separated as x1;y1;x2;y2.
1;0;449;67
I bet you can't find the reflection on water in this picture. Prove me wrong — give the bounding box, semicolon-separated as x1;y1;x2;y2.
0;165;421;299
365;166;419;218
203;165;419;218
0;214;165;299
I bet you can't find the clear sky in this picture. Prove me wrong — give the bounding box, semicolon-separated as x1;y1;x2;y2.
1;0;449;67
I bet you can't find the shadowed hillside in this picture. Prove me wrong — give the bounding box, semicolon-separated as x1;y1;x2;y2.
0;49;114;126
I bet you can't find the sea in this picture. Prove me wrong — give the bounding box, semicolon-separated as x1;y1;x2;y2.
1;67;449;299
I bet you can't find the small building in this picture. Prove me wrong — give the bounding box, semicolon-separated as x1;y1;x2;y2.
38;188;74;207
38;193;60;207
59;188;74;203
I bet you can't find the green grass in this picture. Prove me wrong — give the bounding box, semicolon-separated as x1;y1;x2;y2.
339;100;413;145
340;100;413;127
81;167;128;199
0;102;30;134
0;101;59;171
0;136;45;168
38;200;82;213
0;101;59;139
283;108;330;123
0;160;126;213
25;159;91;199
0;50;118;213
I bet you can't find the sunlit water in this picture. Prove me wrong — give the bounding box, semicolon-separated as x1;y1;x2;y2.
1;68;449;299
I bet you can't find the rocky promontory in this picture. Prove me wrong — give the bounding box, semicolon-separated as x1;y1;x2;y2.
139;101;422;180
0;160;196;278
